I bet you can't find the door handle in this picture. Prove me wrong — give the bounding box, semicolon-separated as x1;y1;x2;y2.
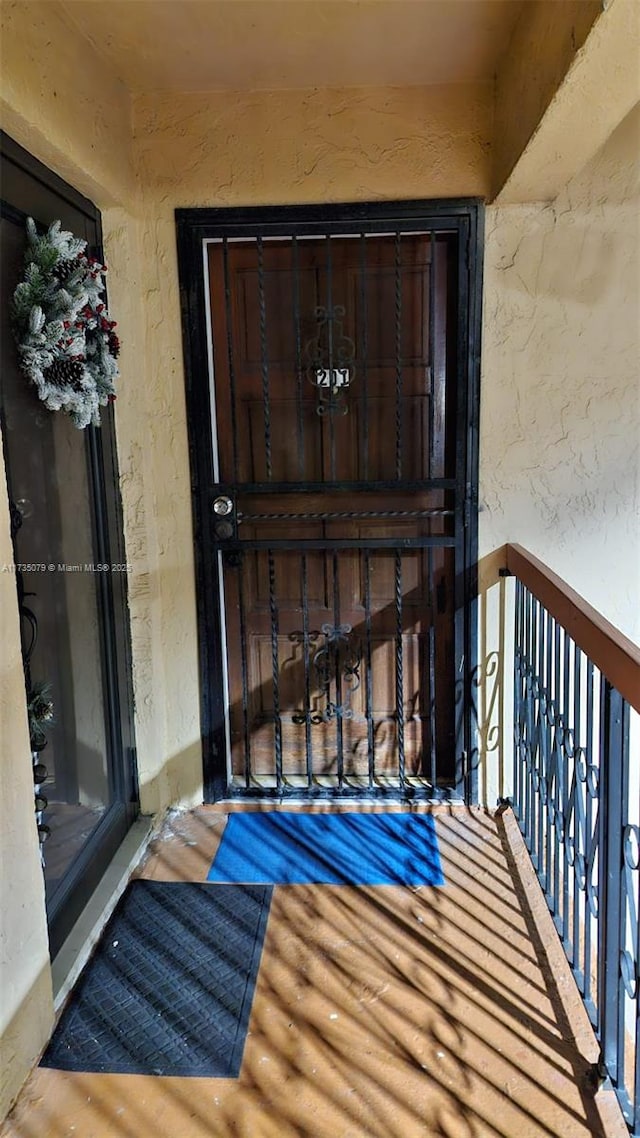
212;494;236;540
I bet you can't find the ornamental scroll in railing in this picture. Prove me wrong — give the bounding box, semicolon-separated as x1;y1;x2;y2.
509;563;639;1135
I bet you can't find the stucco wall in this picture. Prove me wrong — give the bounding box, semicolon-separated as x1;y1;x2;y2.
0;0;135;207
481;103;640;641
0;445;54;1117
0;0;205;822
134;83;492;207
0;2;185;1115
495;0;640;204
492;0;600;196
479;102;640;806
0;4;133;1117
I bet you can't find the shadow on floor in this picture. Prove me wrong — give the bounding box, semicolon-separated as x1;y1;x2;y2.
2;805;626;1138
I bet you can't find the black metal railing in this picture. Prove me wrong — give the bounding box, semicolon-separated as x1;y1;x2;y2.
506;544;640;1134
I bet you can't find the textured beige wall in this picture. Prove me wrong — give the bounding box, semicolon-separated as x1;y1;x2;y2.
479;103;640;805
98;207;205;815
0;0;135;206
493;0;600;196
0;1;187;1115
481;103;640;640
0;4;126;1116
496;0;640;204
134;83;492;207
0;443;55;1117
0;0;205;819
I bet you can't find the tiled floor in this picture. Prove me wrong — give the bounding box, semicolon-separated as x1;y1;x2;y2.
2;805;627;1138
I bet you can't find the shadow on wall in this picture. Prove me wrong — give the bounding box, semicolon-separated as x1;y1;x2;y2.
138;741;204;817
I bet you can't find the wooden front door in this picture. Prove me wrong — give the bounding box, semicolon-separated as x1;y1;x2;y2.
177;202;481;801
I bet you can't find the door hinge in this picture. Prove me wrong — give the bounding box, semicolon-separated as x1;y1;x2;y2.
463;482;477;529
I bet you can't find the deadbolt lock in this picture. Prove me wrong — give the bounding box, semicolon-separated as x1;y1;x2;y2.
213;495;234;517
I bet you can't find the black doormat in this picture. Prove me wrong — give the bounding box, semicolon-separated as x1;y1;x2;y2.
41;880;272;1077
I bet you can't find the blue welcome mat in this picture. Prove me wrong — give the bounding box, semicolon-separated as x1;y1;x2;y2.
208;812;444;886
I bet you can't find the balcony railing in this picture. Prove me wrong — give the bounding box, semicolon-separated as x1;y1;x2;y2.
504;544;640;1134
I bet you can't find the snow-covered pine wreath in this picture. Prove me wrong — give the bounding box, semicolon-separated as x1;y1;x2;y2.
12;218;119;429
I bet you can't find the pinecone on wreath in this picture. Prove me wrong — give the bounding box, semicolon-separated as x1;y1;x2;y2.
52;253;79;279
44;357;86;392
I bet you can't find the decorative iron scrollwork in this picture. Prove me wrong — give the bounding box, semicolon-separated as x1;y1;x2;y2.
304;305;355;417
291;631;323;726
291;623;361;724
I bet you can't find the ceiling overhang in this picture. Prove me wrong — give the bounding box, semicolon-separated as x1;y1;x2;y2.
494;0;640;203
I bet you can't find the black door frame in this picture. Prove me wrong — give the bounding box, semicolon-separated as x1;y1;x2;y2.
0;131;138;956
176;199;483;803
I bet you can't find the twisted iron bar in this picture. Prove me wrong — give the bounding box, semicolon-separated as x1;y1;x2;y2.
395;233;403;480
240;508;453;522
267;551;282;783
256;237;272;478
395;551;405;786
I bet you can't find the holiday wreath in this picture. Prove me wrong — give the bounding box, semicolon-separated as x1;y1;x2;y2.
12;218;119;429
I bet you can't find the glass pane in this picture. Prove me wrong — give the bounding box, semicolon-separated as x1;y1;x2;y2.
1;217;111;901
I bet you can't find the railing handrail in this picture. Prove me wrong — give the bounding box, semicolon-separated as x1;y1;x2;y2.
505;543;640;713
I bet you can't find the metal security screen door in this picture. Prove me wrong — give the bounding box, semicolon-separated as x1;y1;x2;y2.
177;202;482;802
